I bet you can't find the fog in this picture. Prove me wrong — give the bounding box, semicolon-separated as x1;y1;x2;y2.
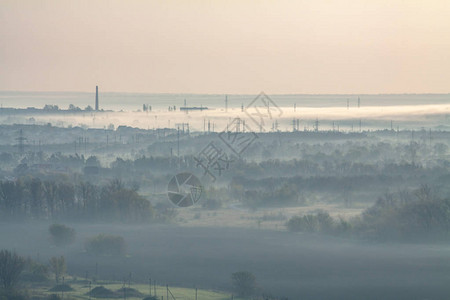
1;103;449;132
1;223;450;300
0;98;449;299
2;1;450;298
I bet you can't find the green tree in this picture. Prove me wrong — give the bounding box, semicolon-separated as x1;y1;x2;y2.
49;224;76;246
21;257;48;283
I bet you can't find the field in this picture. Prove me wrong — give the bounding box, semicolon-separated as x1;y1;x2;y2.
2;222;450;300
175;203;365;230
30;281;240;300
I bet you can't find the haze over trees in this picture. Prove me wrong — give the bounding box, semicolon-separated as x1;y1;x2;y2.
0;178;155;223
0;113;448;299
85;234;126;256
48;224;76;246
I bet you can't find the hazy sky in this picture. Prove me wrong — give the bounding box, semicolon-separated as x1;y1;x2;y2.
1;0;450;94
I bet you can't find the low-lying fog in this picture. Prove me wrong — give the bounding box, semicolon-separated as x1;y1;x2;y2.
2;222;449;300
1;103;449;132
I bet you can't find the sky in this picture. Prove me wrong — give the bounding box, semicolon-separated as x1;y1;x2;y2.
1;0;450;94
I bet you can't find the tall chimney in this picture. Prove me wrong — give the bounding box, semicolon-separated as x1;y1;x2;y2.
95;86;99;111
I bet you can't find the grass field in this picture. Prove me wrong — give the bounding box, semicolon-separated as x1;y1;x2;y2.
175;202;365;230
30;279;244;300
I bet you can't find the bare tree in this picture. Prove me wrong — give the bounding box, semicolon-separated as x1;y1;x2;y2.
231;271;256;297
0;249;25;290
49;256;66;284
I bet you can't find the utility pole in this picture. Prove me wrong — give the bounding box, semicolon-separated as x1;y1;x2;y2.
149;278;152;296
95;85;99;111
225;95;228;112
16;129;26;154
177;127;180;157
429;129;432;147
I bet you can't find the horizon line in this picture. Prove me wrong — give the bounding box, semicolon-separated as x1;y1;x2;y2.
1;90;450;96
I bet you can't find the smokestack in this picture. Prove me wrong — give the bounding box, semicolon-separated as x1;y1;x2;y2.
95;86;99;111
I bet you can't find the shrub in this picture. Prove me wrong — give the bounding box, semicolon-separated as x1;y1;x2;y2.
49;224;76;246
85;234;126;256
286;210;334;234
21;258;48;283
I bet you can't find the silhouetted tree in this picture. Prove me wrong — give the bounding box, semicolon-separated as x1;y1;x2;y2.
49;224;75;246
0;250;25;290
231;271;256;297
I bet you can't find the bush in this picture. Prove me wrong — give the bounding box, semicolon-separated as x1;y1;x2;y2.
356;192;450;241
286;210;334;234
85;234;126;256
49;224;76;246
21;258;48;282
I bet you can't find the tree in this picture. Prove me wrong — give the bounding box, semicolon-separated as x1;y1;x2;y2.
231;271;256;297
21;257;48;283
49;224;76;246
68;104;81;111
85;156;100;167
0;250;25;290
48;256;66;284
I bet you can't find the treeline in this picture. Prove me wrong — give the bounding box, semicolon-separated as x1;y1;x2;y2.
0;177;154;222
286;185;450;241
